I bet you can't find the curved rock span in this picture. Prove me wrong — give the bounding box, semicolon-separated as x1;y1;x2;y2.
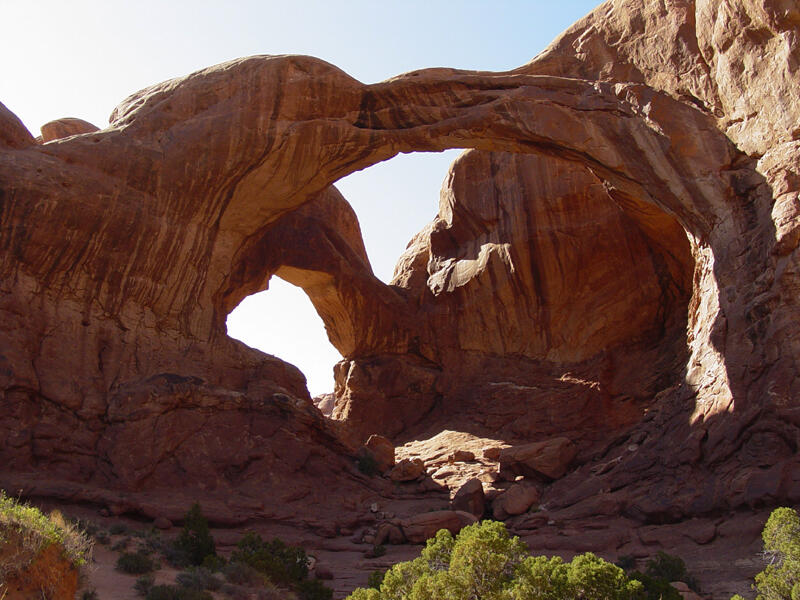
1;0;798;535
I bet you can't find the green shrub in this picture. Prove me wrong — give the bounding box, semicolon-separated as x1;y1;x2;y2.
110;522;131;536
367;570;385;589
116;550;157;574
145;584;213;600
365;544;386;558
222;560;265;585
176;567;223;591
616;555;636;571
111;537;130;552
95;530;110;545
629;571;682;600
735;506;800;600
231;532;308;585
202;553;227;571
174;503;216;566
345;520;645;600
135;574;155;596
645;551;698;591
357;454;380;477
297;579;334;600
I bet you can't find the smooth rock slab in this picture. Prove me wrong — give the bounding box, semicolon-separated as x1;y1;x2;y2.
499;437;577;480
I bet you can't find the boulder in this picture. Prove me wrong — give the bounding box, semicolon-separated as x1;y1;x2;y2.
492;484;540;520
360;435;395;474
40;117;99;143
499;438;577;480
451;478;485;517
389;458;425;481
375;522;405;545
400;510;477;544
482;447;503;461
449;450;475;463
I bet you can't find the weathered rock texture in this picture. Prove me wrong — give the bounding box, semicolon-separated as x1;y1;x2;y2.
0;0;798;541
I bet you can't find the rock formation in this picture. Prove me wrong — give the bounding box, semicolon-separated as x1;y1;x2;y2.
0;3;798;594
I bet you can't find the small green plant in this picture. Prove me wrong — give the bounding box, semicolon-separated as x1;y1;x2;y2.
176;566;223;591
616;554;636;571
202;553;227;571
95;530;110;545
628;571;682;600
146;584;213;600
228;533;332;599
111;536;131;551
644;550;699;591
231;532;308;585
135;574;155;596
357;453;380;477
116;549;157;574
297;578;334;600
222;560;265;585
174;503;216;566
110;522;131;536
367;570;385;589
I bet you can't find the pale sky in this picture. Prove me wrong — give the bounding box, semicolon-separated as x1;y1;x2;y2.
2;0;601;395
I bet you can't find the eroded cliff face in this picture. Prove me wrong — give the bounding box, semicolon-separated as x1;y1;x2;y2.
0;0;798;531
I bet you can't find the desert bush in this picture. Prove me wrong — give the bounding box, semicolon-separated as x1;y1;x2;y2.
734;506;800;600
174;503;216;566
365;544;386;558
111;536;131;552
116;549;157;574
644;550;699;591
0;490;93;580
176;566;223;591
222;560;266;585
95;529;111;545
297;578;334;600
357;453;380;477
135;574;155;596
367;570;386;589
146;584;213;600
202;553;227;571
231;532;309;585
345;520;644;600
628;571;682;600
110;522;131;535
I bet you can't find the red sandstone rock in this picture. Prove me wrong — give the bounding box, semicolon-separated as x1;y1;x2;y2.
389;458;425;482
499;438;578;481
40;117;99;143
400;510;477;544
492;484;540;520
361;435;395;474
482;447;503;461
449;450;475;463
451;478;485;517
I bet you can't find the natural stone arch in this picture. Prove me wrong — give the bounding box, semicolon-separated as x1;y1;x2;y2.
0;48;792;521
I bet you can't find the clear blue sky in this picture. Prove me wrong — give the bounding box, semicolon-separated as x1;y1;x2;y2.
2;0;601;395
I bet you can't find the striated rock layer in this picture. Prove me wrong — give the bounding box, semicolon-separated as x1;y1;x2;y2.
0;0;798;535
